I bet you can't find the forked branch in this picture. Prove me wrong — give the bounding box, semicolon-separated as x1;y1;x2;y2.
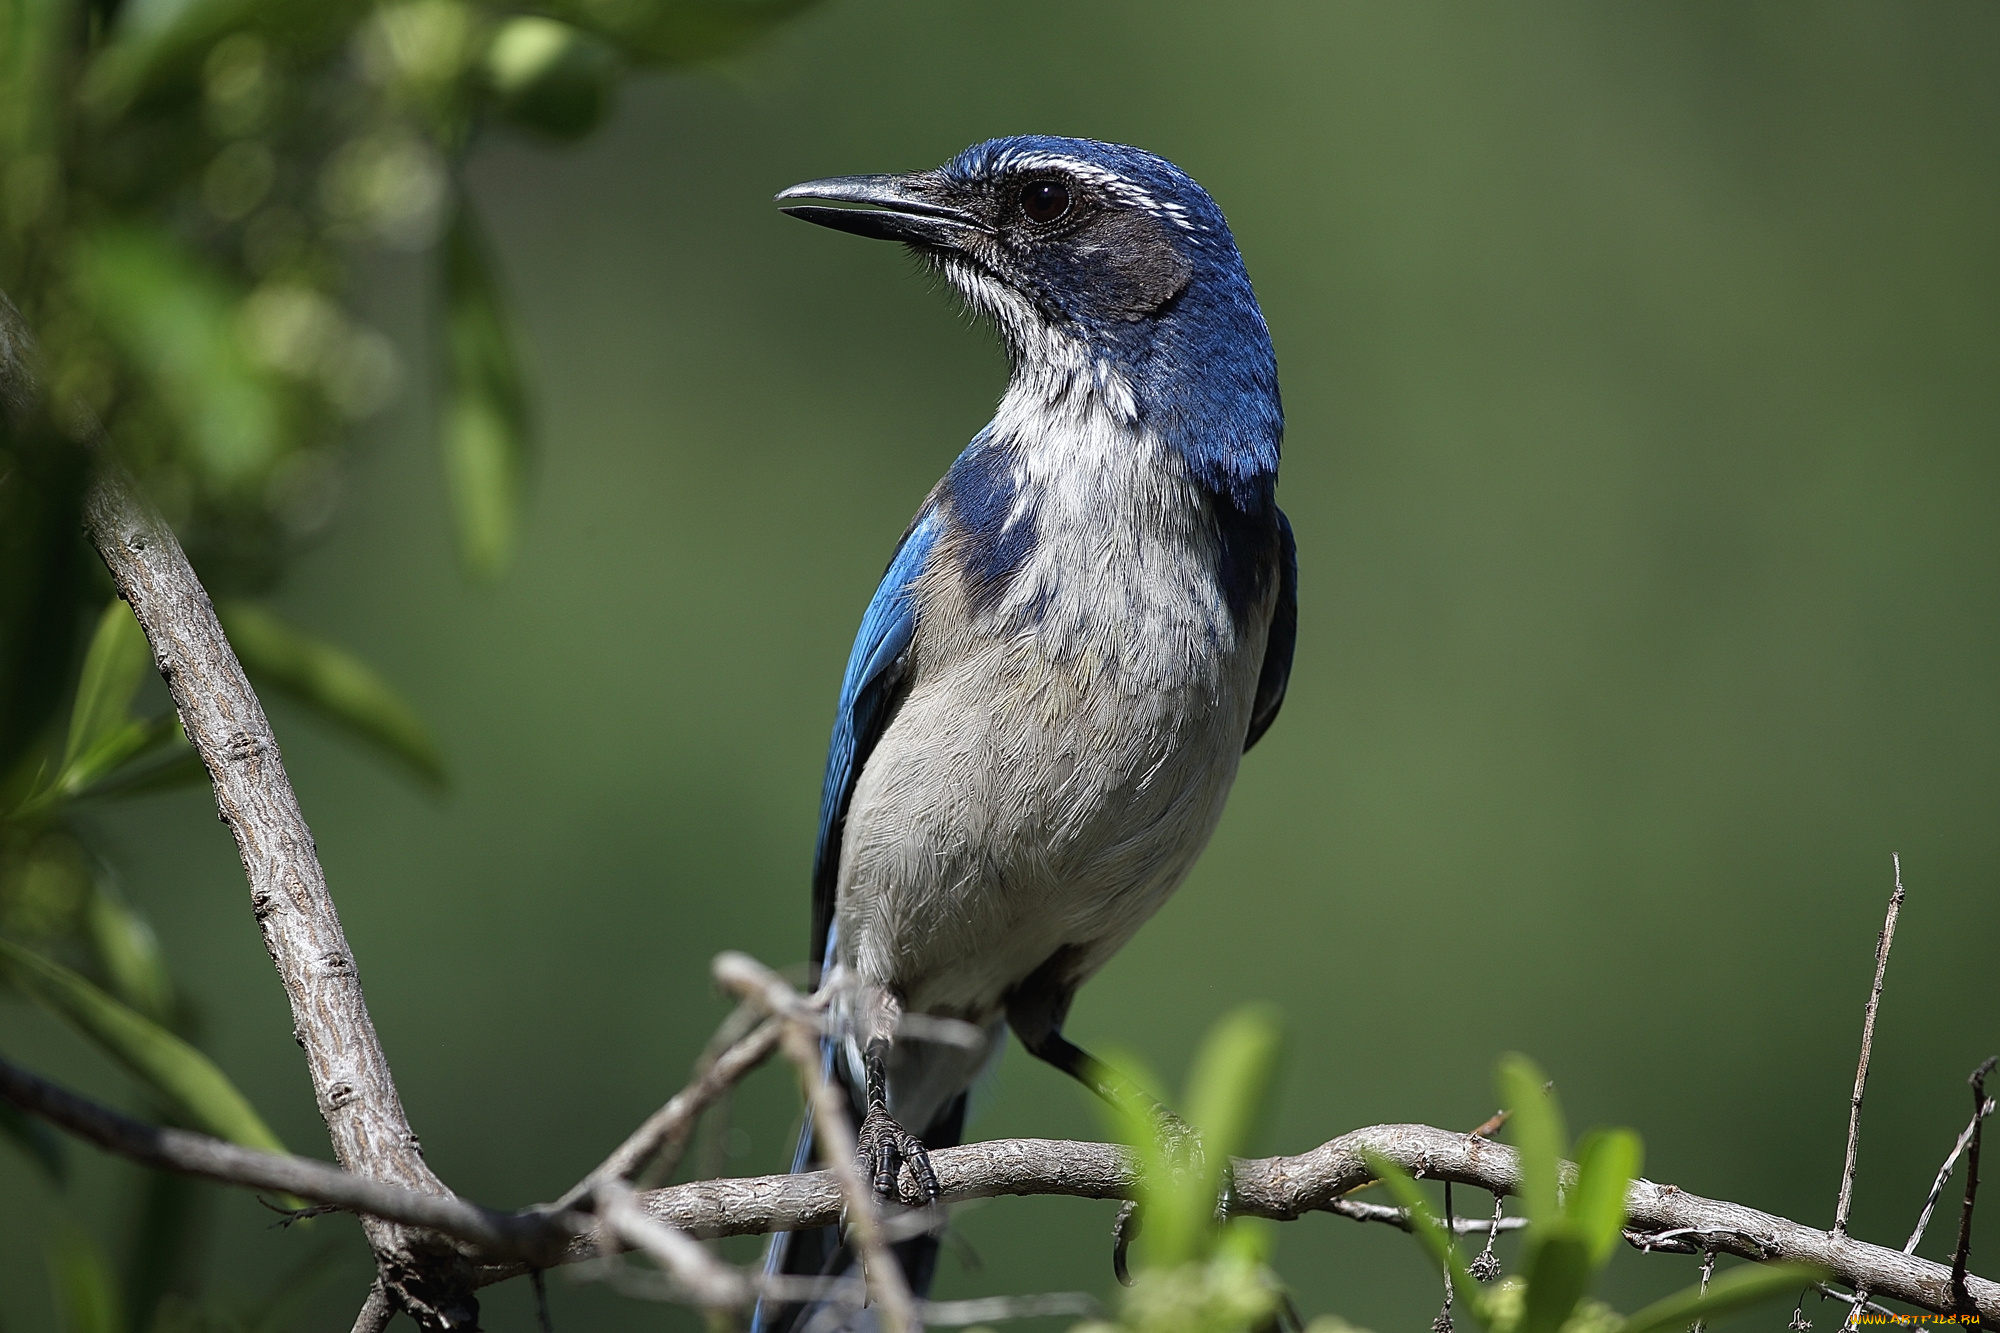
0;296;476;1328
4;1048;1995;1324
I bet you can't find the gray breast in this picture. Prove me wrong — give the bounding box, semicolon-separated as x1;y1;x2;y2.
832;394;1274;1028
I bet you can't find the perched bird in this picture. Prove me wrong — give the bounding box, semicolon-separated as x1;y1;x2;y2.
758;136;1294;1330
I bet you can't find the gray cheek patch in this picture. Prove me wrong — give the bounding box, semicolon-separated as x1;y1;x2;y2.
1076;209;1193;320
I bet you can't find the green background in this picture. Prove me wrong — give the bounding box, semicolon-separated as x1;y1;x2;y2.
6;1;1998;1327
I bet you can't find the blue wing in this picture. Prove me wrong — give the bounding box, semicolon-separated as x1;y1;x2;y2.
1243;508;1296;752
809;504;942;983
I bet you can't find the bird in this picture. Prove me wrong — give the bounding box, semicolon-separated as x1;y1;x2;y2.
756;135;1294;1331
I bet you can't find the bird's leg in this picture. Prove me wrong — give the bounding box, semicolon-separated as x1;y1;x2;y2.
1006;953;1202;1152
1014;1024;1202;1160
854;1037;940;1207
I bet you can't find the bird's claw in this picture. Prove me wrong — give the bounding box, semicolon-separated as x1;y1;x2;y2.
857;1104;939;1207
1150;1107;1204;1167
1146;1105;1235;1217
1112;1199;1141;1286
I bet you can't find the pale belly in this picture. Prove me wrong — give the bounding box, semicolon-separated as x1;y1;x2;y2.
833;595;1268;1024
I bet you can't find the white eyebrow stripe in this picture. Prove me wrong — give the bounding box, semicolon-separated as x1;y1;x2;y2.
984;149;1200;231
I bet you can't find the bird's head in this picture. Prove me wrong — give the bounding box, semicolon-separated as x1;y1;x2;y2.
779;136;1280;492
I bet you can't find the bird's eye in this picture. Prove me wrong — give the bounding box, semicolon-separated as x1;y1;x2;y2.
1019;180;1071;224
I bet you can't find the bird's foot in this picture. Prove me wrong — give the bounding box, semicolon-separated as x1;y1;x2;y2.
856;1103;939;1207
1150;1106;1204;1167
1112;1199;1141;1286
1146;1106;1235;1221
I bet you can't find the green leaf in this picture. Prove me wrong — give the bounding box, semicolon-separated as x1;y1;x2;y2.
1497;1053;1566;1232
1109;1006;1283;1270
0;1099;68;1184
84;882;176;1024
81;0;359;119
70;727;207;802
1186;1004;1281;1169
441;199;529;577
1617;1263;1824;1333
46;713;190;810
532;0;818;67
0;832;92;940
1519;1233;1592;1333
0;0;66;226
62;600;150;777
1570;1129;1641;1265
45;1221;126;1333
216;600;446;789
1096;1049;1199;1268
1365;1150;1491;1325
485;16;621;139
0;938;285;1153
68;225;289;489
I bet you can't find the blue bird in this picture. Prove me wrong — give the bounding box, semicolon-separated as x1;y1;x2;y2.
757;136;1295;1330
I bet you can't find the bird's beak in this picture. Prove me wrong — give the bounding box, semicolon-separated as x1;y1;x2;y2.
776;174;987;248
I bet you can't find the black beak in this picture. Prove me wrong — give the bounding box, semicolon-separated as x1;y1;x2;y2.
776;174;987;247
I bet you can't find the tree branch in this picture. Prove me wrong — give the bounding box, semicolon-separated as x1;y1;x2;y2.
714;951;920;1333
0;291;478;1329
8;1046;1992;1325
1955;1057;1997;1315
556;1013;780;1210
1836;857;1904;1238
0;1053;569;1264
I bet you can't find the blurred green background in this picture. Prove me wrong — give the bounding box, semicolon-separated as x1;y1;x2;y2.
5;0;1998;1327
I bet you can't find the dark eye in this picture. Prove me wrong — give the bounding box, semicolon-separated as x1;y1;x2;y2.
1019;180;1071;224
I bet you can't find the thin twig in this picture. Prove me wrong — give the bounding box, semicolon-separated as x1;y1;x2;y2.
1954;1058;1998;1315
1814;1284;1898;1320
1326;1197;1529;1236
350;1277;394;1333
594;1178;752;1309
1689;1246;1717;1333
0;1052;570;1261
555;1016;781;1210
9;995;1999;1323
658;1002;765;1192
712;951;918;1333
1435;1179;1456;1333
1835;857;1905;1238
922;1292;1101;1324
1905;1091;1997;1254
531;1269;553;1333
1471;1193;1505;1281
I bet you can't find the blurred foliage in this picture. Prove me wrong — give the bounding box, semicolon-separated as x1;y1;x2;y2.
0;0;817;1322
1368;1056;1819;1333
1078;1027;1821;1333
1076;1007;1292;1333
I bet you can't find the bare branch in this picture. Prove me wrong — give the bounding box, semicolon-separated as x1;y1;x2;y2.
0;1053;570;1263
714;951;919;1333
0;294;474;1325
10;1045;1996;1324
556;1015;781;1210
1816;1284;1900;1321
350;1278;394;1333
594;1178;752;1309
923;1292;1101;1324
1325;1196;1528;1236
1905;1088;1997;1255
85;468;478;1325
1690;1245;1717;1333
1836;856;1905;1238
1955;1057;1998;1315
